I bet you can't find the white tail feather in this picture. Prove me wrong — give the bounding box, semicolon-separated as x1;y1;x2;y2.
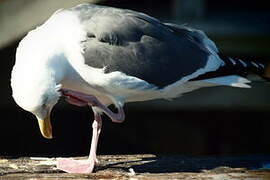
201;75;251;88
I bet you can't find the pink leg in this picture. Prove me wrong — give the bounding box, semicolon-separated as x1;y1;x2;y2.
61;88;125;123
88;109;102;163
57;89;125;173
57;110;102;173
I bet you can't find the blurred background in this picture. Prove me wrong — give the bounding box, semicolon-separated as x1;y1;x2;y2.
0;0;269;157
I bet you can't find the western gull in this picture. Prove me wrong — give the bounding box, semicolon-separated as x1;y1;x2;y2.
11;3;267;173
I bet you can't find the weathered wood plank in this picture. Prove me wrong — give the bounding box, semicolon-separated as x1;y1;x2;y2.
1;154;270;179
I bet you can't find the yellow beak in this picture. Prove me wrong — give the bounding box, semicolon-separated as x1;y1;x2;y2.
37;115;53;139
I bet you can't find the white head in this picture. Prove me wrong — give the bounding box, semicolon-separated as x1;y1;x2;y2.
11;30;63;139
10;9;86;139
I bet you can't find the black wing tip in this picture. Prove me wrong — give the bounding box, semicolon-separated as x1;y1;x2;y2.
191;53;267;81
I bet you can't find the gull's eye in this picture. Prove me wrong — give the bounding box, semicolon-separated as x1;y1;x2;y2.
42;95;49;108
42;103;47;109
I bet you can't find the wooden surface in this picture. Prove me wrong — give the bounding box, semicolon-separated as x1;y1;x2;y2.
1;154;270;179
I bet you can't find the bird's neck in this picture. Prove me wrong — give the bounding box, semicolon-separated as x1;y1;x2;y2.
46;53;69;85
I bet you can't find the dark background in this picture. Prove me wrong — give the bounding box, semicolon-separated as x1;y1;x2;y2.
0;0;270;157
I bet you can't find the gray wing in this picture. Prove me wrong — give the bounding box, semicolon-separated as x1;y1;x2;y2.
69;4;215;88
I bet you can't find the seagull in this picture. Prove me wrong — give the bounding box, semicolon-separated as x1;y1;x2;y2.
11;3;267;173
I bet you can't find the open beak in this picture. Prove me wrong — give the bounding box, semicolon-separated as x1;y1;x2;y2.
37;115;53;139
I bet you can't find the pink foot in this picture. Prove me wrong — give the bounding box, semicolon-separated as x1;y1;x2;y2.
57;158;95;173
